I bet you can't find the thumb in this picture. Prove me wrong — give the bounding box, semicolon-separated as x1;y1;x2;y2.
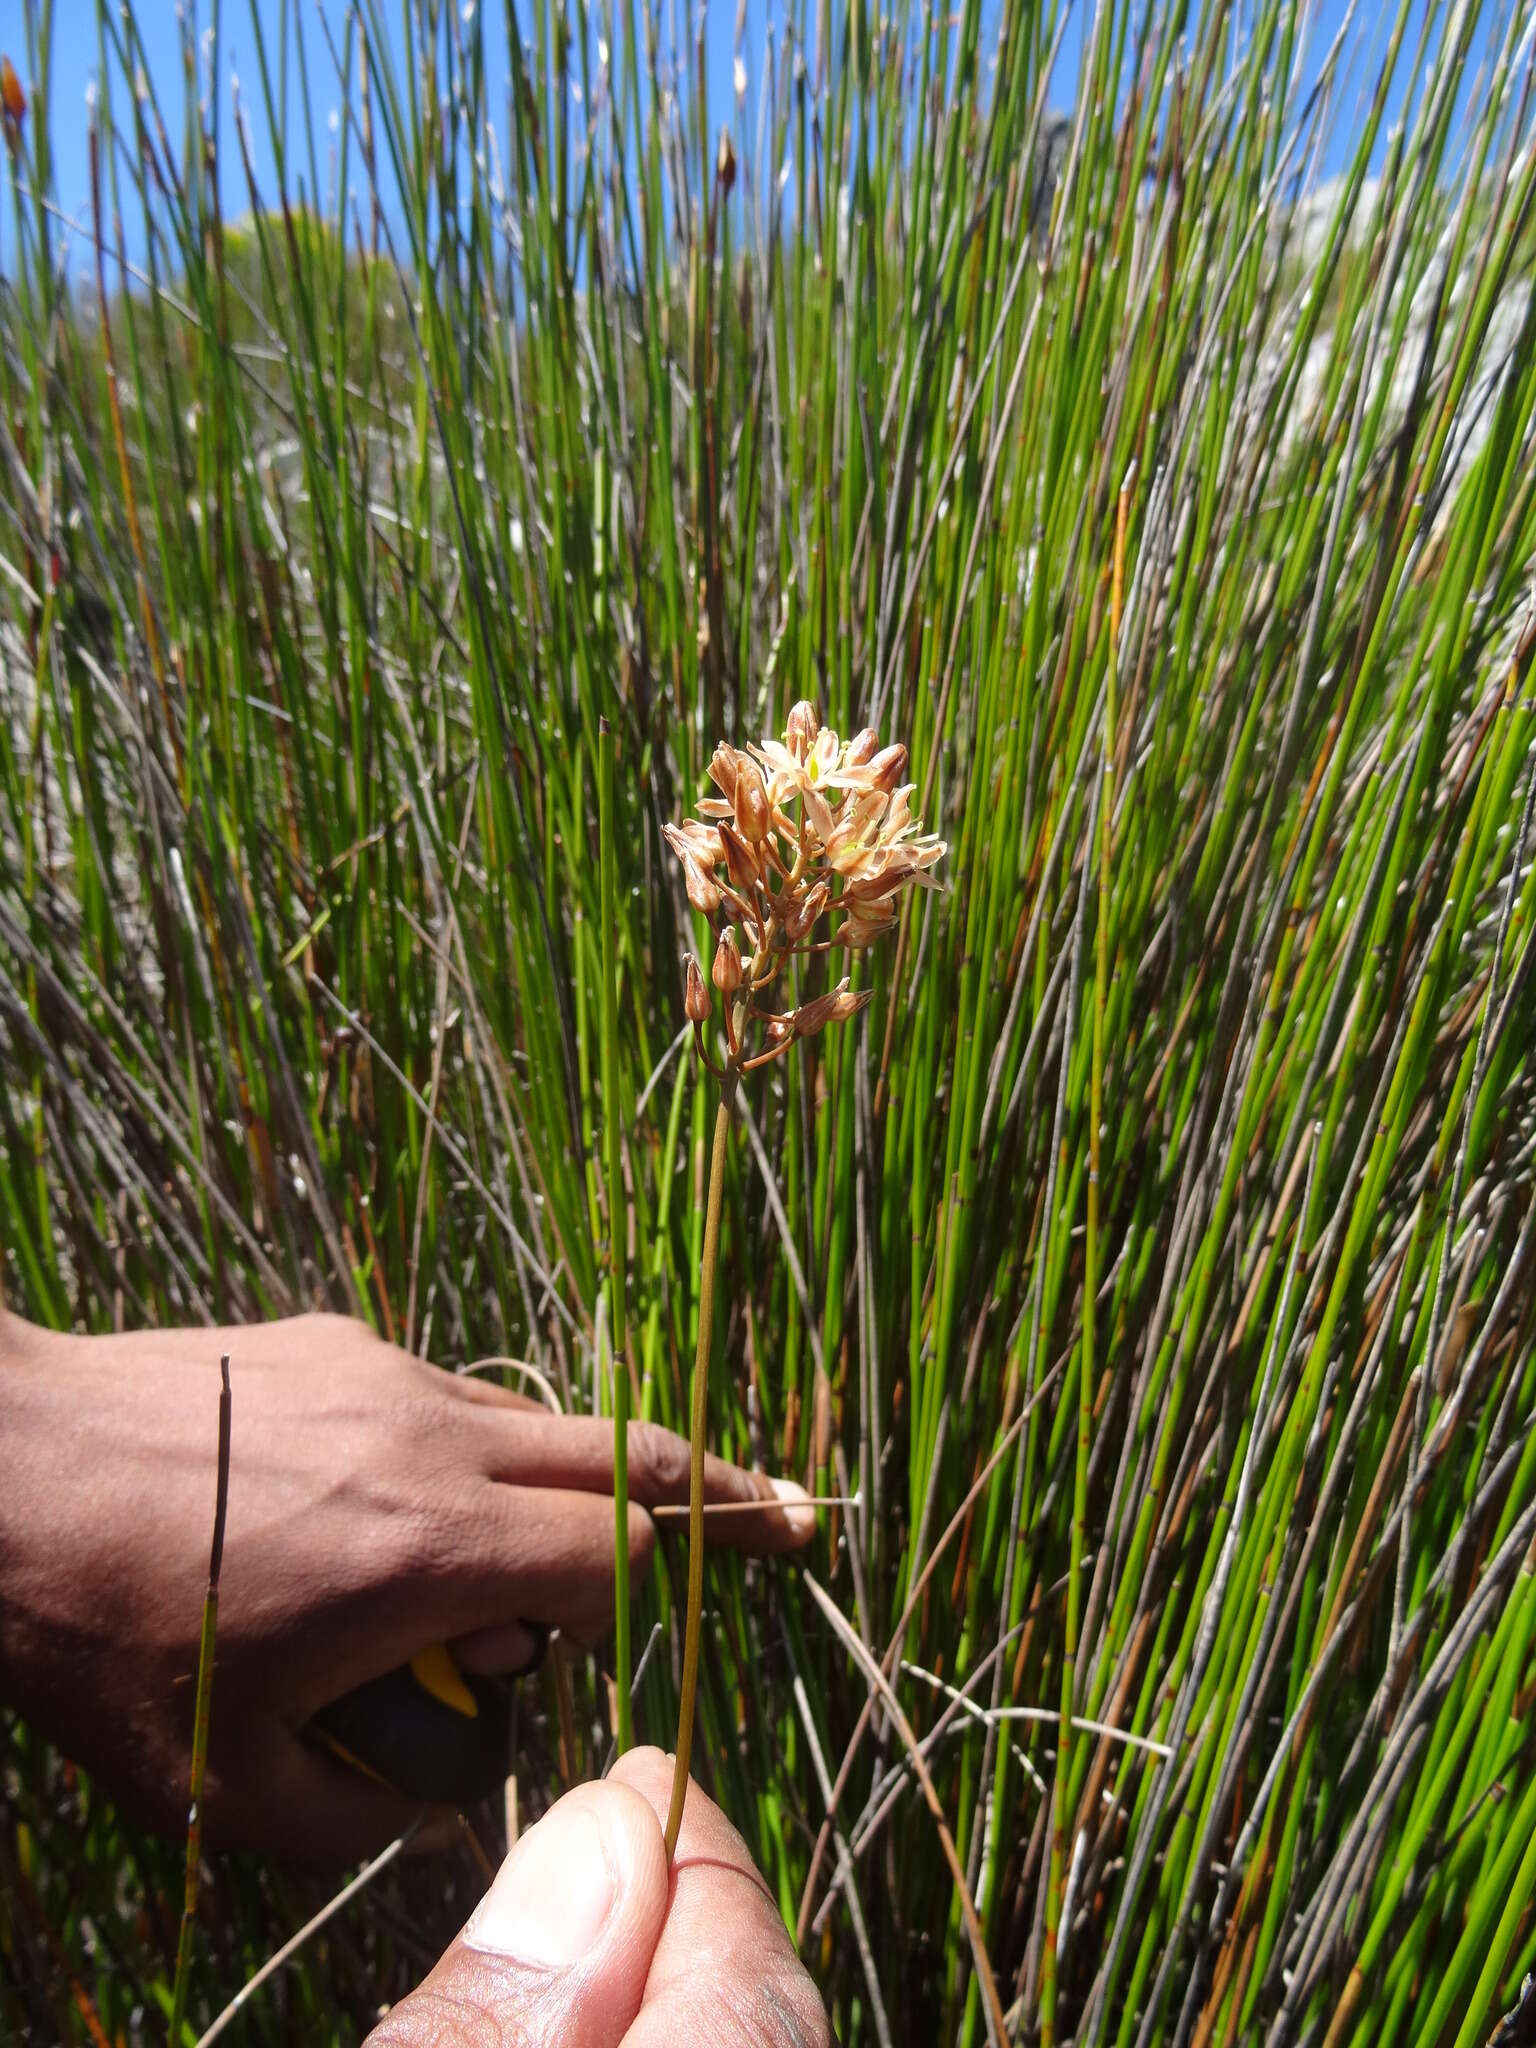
367;1780;668;2047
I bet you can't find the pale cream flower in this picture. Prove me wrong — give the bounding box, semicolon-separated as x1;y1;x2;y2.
665;705;946;1070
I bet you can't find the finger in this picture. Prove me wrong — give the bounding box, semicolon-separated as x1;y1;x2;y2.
608;1748;832;2048
211;1723;439;1868
474;1414;817;1552
425;1486;657;1640
289;1488;653;1711
451;1619;547;1678
365;1778;668;2048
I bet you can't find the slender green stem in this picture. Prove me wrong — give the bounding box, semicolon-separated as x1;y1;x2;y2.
666;1071;737;1860
168;1353;231;2047
1042;485;1125;2044
599;717;632;1753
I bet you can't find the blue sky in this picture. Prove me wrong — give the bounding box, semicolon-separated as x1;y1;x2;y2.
3;1;1506;277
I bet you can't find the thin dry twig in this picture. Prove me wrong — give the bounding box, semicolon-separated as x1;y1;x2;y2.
804;1572;1009;2048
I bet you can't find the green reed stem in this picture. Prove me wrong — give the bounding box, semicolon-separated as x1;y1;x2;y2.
599;717;632;1753
665;1071;737;1860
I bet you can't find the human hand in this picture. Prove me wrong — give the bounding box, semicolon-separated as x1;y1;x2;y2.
0;1313;813;1862
366;1746;832;2048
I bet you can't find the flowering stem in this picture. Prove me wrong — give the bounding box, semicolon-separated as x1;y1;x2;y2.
599;718;632;1756
665;1067;738;1860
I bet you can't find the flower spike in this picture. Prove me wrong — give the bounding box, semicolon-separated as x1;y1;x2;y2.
665;704;945;1069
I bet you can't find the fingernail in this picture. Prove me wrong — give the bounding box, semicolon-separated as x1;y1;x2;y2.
466;1803;616;1967
770;1475;818;1542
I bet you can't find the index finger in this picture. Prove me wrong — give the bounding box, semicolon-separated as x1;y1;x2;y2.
473;1412;817;1553
607;1747;832;2048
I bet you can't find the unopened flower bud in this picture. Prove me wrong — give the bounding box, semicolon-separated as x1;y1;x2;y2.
718;820;761;892
684;954;712;1022
712;926;743;994
786;878;829;940
1;57;27;126
867;742;908;793
793;977;874;1039
835;897;897;946
668;818;724;866
707;741;742;800
734;760;770;843
843;726;880;768
832;985;875;1024
717;124;736;195
683;854;721;915
665;817;725;870
786;699;821;759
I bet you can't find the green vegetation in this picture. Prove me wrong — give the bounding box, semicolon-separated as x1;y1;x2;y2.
3;0;1536;2041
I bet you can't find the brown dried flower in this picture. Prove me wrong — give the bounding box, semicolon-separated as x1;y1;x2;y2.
684;954;711;1023
792;979;874;1040
712;927;743;995
665;705;946;1069
733;760;771;843
1;58;26;131
718;820;760;894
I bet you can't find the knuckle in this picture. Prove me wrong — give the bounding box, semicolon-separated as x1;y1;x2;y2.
630;1419;690;1496
681;1966;832;2048
764;1968;836;2048
742;1968;834;2048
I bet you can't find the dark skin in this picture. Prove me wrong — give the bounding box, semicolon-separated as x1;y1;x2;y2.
0;1310;815;1864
